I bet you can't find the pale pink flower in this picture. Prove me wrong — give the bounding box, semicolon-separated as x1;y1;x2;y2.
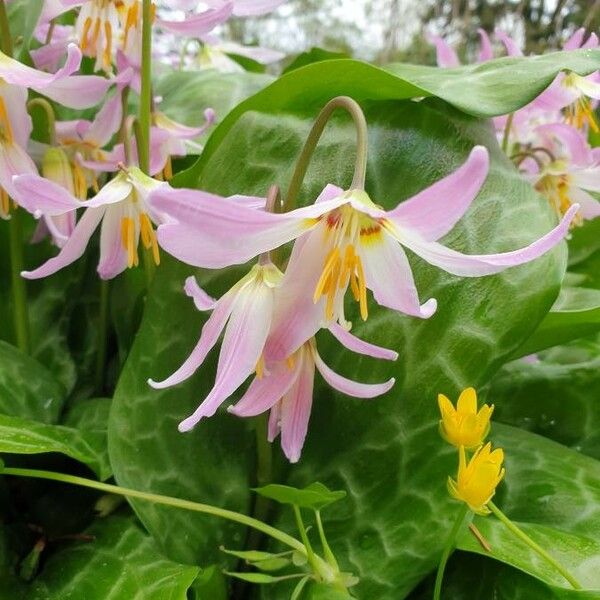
427;29;493;67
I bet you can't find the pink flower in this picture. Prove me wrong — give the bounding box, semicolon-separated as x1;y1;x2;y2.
12;166;165;279
427;29;493;67
229;331;396;463
151;145;577;358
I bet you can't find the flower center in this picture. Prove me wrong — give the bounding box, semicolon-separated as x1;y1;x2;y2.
313;205;382;323
536;172;582;227
120;211;160;269
566;96;599;133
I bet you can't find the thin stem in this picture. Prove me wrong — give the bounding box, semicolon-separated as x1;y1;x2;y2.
138;0;153;174
94;279;109;394
8;209;30;354
488;502;582;590
44;20;56;45
1;467;306;555
283;96;368;212
293;506;320;578
433;504;469;600
0;0;13;56
260;185;281;267
27;98;57;146
315;510;338;570
501;112;514;154
119;86;131;160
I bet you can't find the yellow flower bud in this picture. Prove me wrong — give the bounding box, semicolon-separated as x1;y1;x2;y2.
438;387;493;449
447;443;505;515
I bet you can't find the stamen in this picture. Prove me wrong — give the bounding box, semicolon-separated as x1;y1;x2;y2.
72;161;88;200
103;21;113;69
255;354;265;379
80;17;93;51
0;96;14;144
1;187;10;217
120;216;138;268
313;247;340;303
139;212;160;265
163;157;173;181
91;17;102;52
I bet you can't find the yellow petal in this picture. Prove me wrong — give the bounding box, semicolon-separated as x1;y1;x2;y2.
457;387;477;415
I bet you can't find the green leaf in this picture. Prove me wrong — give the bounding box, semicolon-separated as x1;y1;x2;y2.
63;398;111;434
489;350;600;459
6;0;44;59
114;95;569;599
189;565;228;600
221;548;290;570
290;576;311;600
457;518;600;590
224;571;287;584
108;259;256;565
254;482;346;510
0;413;111;479
176;50;600;187
28;515;199;599
283;48;350;74
0;341;65;423
512;286;600;357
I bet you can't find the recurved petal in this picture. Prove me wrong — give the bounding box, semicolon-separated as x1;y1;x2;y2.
12;174;79;216
400;205;578;277
148;290;237;390
358;231;437;318
157;3;233;36
426;33;460;67
477;28;493;62
0;144;37;200
22;207;105;279
97;203;129;279
313;349;395;398
231;0;286;16
570;186;600;219
184;276;217;311
328;322;398;361
385;146;489;242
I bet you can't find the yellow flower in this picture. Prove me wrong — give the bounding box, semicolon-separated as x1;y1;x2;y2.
438;387;494;449
448;443;505;515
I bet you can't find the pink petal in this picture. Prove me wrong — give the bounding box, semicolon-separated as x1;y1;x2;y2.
386;146;489;242
426;33;460;67
571;167;600;192
280;355;315;463
97;203;128;279
328;323;398;361
217;42;285;64
0;144;37;199
313;349;395;398
358;231;437;318
12;174;79;216
0;83;31;149
153;187;345;268
533;75;577;112
231;0;286;16
157;3;233;36
563;28;585;51
477;29;493;62
268;402;281;441
400;205;579;277
85;92;123;148
184;276;217;311
178;280;275;430
22;207;105;279
228;359;299;417
495;29;522;56
148;291;236;389
81;176;133;208
535;123;593;166
31;40;70;72
570;187;600;219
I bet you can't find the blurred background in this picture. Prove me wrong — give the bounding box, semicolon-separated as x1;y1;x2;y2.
176;0;599;64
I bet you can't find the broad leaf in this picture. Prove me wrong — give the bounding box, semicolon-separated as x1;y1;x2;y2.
0;414;110;479
6;0;44;59
254;482;346;510
0;341;65;423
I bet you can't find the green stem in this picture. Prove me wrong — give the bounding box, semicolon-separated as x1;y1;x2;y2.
293;505;321;578
433;504;469;600
138;0;153;174
501;112;514;154
1;467;306;555
94;279;109;394
27;98;57;145
315;510;339;570
0;0;13;56
488;501;582;590
283;96;369;212
8;209;30;354
119;87;131;164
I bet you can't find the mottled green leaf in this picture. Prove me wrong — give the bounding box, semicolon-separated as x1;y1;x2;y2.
0;341;65;423
0;414;110;479
5;0;44;58
63;398;111;434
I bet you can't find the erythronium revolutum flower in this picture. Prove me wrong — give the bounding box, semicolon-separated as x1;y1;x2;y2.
148;260;284;429
427;28;493;67
12;166;165;279
447;443;505;515
152;145;578;358
522;123;600;223
438;387;493;450
228;332;397;463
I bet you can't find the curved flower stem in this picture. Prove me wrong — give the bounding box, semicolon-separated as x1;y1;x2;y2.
433;504;469;600
0;2;30;354
488;501;582;590
501;112;514;154
315;510;339;570
94;279;109;394
27;98;57;146
283;96;368;212
293;505;320;577
137;0;153;174
1;466;307;555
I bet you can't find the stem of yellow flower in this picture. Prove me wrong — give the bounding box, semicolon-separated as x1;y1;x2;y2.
283;96;368;212
501;112;514;154
488;501;582;590
1;466;306;554
433;504;469;600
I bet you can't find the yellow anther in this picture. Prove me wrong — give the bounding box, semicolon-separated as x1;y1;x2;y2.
0;96;14;144
103;21;113;69
1;187;10;218
81;16;93;51
255;354;265;379
163;157;173;181
286;355;295;371
91;17;102;51
120;216;138;268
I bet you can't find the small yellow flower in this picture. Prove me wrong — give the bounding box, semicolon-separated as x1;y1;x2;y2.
448;443;505;515
438;387;494;449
